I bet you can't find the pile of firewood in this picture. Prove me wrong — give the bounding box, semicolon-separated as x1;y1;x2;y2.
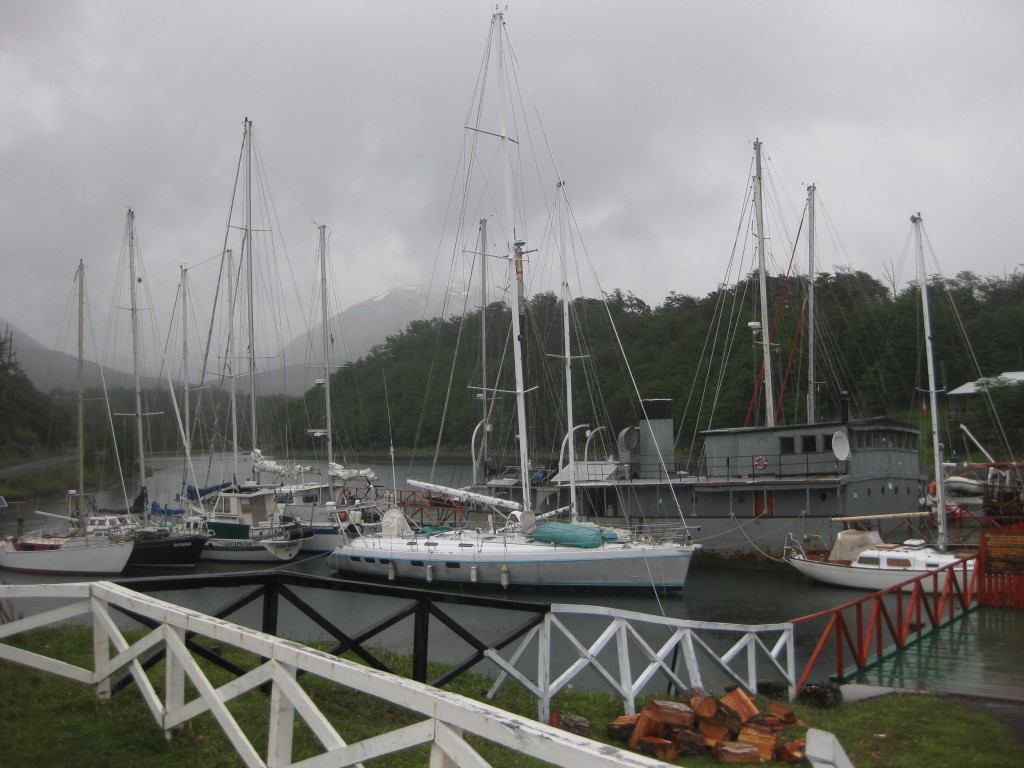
553;686;807;764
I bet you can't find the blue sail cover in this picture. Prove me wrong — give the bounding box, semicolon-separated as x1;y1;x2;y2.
531;521;605;548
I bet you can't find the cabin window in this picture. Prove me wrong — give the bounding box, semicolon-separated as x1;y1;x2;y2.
780;437;795;455
886;558;912;568
410;561;425;567
445;562;462;568
365;558;376;564
819;492;828;502
856;556;880;566
802;435;818;453
380;559;391;564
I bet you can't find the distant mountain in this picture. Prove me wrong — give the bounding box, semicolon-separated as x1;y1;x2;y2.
253;285;469;396
0;319;138;393
2;284;469;398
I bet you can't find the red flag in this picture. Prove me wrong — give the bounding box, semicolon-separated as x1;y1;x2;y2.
920;403;928;416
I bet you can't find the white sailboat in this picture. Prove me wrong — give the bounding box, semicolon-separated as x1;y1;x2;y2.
327;10;698;590
785;213;973;590
0;262;135;576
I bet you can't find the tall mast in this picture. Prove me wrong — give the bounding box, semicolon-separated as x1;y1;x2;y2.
557;181;578;522
318;224;334;488
806;184;817;424
495;10;532;511
478;218;489;474
912;213;947;551
76;260;85;526
754;140;776;427
180;266;191;465
226;248;239;482
244;118;258;459
126;209;147;503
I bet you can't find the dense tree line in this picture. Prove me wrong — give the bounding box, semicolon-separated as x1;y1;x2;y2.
3;270;1023;475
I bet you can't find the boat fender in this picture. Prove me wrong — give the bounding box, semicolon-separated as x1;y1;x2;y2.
928;481;937;496
500;563;510;589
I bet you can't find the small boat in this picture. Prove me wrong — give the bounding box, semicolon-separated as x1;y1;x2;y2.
0;262;134;576
784;530;972;591
786;214;971;590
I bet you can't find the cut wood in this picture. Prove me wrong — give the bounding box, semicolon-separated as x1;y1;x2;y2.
606;713;640;742
721;687;760;723
665;724;706;755
681;686;711;707
769;701;797;724
628;711;664;750
549;710;590;737
737;722;778;760
698;718;730;747
645;699;696;728
776;737;807;764
637;736;681;761
712;741;761;764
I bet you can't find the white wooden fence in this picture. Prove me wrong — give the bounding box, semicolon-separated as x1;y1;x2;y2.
490;604;796;721
0;581;797;766
0;581;672;768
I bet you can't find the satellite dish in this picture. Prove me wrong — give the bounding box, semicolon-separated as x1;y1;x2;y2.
831;431;851;461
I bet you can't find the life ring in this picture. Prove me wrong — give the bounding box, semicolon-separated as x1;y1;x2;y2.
338;509;348;523
928;481;937;496
753;455;769;471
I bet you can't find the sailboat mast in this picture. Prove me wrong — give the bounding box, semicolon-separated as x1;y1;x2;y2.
912;213;947;551
126;209;147;499
495;10;532;510
76;260;85;525
318;224;334;487
180;267;191;465
478;218;489;472
243;117;258;459
806;184;816;425
754;140;776;427
557;182;578;522
226;249;239;482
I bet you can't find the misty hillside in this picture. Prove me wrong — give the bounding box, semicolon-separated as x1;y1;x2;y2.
2;284;467;397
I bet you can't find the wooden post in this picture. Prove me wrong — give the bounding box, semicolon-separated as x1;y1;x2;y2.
164;626;186;739
268;660;296;767
413;599;430;683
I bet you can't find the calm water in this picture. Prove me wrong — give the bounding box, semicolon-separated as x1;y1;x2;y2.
2;454;863;689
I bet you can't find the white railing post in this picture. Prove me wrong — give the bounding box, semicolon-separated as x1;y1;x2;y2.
746;633;757;690
92;591;111;700
164;625;186;739
268;660;297;768
616;621;635;715
537;613;552;722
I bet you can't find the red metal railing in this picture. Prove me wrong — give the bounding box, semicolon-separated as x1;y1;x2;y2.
789;556;979;691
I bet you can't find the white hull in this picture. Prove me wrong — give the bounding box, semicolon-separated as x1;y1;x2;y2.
0;536;134;575
787;551;972;592
327;530;695;590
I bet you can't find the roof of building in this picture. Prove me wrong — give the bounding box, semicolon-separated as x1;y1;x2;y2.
948;371;1024;396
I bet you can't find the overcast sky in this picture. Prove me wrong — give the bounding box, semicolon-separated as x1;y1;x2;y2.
3;0;1022;357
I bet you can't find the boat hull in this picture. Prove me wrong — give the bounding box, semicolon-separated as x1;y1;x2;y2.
327;533;695;590
787;554;972;592
126;534;209;567
0;537;134;576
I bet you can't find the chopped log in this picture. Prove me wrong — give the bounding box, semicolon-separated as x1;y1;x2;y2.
776;737;807;764
769;701;797;724
549;710;590;737
760;714;784;730
681;686;711;707
605;713;640;742
665;725;707;756
692;693;721;720
798;682;843;708
628;711;665;751
712;741;761;764
645;699;696;728
737;722;778;760
698;718;730;747
720;687;760;723
637;736;681;761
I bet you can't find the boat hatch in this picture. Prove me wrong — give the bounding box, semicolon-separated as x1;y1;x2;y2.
856;555;881;566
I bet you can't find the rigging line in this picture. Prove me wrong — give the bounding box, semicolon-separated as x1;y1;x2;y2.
771;210;806;423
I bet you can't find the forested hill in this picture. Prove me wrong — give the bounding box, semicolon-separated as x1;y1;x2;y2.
2;270;1023;474
292;269;1024;463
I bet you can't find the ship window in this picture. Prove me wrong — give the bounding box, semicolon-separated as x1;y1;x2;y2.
881;486;886;495
887;558;912;568
856;556;880;566
445;562;462;568
350;556;362;562
802;435;818;453
866;488;872;497
380;559;390;564
780;437;795;455
411;561;424;567
819;492;828;502
365;558;376;564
